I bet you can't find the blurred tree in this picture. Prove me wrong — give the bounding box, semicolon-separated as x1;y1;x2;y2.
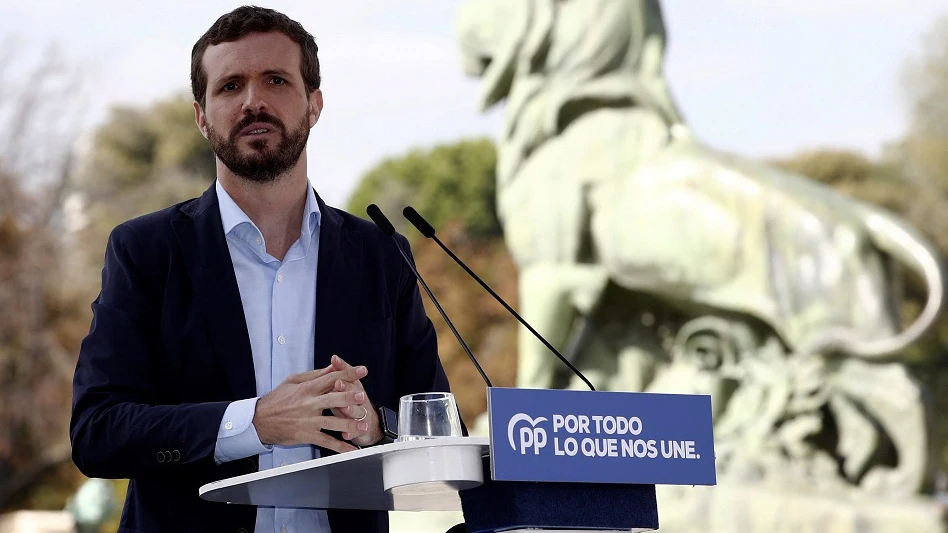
0;40;85;195
891;15;948;473
772;149;929;235
34;90;213;533
346;138;514;423
0;40;90;510
409;222;519;425
73;93;214;289
83;93;214;194
346;138;500;238
0;68;212;518
896;15;948;194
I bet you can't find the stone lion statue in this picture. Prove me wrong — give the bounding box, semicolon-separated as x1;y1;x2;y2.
456;0;944;500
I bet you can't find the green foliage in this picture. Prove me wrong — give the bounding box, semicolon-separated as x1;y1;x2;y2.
773;149;910;214
89;107;155;189
897;15;948;193
346;138;500;239
83;92;214;193
149;97;216;178
77;93;215;270
887;24;948;469
0;171;85;512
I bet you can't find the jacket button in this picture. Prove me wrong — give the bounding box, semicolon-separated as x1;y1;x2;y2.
157;451;166;463
172;450;181;462
237;529;249;533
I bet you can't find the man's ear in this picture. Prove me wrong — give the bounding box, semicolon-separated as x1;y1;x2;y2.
194;101;208;139
309;89;323;128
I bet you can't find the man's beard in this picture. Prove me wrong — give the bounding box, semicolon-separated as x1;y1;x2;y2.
207;111;310;183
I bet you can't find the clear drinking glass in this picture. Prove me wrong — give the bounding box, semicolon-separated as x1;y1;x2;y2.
397;392;463;442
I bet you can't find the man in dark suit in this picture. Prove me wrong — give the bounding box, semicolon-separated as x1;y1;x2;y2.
70;6;456;532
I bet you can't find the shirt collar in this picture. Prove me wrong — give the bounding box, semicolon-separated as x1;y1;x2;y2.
216;179;252;236
302;183;322;241
216;179;322;241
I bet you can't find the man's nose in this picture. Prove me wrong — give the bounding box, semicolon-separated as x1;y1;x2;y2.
241;83;268;114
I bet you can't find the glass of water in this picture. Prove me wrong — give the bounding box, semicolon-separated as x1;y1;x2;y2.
397;392;463;442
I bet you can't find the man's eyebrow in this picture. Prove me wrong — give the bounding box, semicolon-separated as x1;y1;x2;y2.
213;69;295;85
214;72;245;86
262;68;294;78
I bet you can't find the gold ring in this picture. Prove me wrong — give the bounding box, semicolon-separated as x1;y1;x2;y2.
354;405;368;422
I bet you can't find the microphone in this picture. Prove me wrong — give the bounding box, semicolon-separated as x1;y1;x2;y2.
365;204;493;388
402;206;596;391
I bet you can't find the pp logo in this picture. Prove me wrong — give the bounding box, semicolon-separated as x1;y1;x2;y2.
507;413;548;455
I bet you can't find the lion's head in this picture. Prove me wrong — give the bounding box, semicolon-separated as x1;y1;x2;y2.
455;0;684;124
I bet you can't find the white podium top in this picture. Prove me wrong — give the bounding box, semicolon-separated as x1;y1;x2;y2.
199;437;490;512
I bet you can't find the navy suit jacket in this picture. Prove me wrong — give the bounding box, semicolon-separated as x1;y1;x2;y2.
70;183;454;533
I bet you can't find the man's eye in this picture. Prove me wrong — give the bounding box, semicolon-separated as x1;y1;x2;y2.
223;83;238;91
271;77;286;85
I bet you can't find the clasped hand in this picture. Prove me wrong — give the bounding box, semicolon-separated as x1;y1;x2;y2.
252;355;382;453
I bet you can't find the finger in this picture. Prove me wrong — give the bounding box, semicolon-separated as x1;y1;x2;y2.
332;359;367;392
338;403;370;421
328;380;350;418
331;354;353;370
309;390;367;412
328;380;373;419
284;364;335;384
308;366;368;393
332;379;372;418
318;415;370;436
312;364;336;379
284;369;317;384
310;430;359;454
334;378;365;395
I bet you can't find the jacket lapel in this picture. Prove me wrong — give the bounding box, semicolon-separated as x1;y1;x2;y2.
312;192;363;371
172;184;256;400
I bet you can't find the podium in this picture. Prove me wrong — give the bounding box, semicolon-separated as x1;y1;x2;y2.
200;436;658;532
199;437;488;512
200;388;714;532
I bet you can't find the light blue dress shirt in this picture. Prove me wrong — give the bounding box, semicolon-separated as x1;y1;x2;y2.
212;180;331;533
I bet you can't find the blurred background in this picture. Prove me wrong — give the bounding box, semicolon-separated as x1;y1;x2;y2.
1;1;948;531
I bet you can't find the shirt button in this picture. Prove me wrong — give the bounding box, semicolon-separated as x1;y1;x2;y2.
282;527;287;533
277;274;284;283
224;421;234;430
255;237;262;246
278;335;286;345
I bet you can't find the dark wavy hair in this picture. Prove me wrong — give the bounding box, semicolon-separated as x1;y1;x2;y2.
191;5;321;108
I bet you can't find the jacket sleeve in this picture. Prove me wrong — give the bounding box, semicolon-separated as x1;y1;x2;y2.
70;222;230;479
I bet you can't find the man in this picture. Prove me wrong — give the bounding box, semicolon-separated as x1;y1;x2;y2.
70;6;456;532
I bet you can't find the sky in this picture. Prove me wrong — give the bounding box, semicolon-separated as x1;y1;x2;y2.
0;0;945;207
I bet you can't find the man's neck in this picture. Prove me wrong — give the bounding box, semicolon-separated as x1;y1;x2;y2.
218;163;309;262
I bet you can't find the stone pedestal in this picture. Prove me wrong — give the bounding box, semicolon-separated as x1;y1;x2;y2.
656;484;948;533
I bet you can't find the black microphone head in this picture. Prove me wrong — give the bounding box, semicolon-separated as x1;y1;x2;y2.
366;204;396;236
403;206;436;238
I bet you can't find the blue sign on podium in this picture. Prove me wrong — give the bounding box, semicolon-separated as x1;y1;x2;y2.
487;387;716;486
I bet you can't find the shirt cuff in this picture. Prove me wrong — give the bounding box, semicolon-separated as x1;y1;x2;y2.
214;397;273;464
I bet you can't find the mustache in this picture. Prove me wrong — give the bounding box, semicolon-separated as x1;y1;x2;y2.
230;112;285;139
